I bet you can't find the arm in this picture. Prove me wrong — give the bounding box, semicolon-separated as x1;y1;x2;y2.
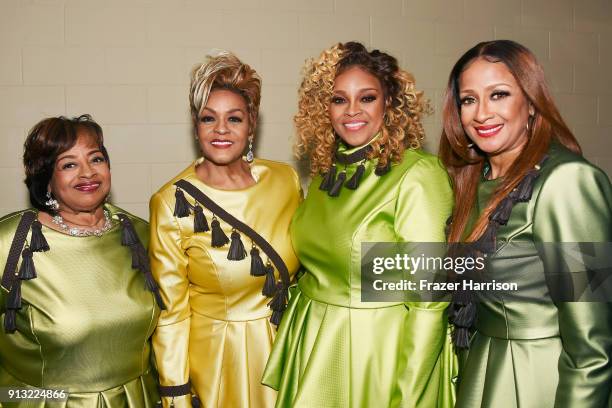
533;161;612;408
149;192;192;408
395;157;456;407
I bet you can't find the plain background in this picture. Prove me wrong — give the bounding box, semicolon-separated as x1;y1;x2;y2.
0;0;610;219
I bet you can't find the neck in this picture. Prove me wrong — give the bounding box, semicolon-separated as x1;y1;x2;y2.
59;206;106;227
196;158;256;190
487;139;528;179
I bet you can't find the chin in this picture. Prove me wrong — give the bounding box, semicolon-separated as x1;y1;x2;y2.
338;132;375;147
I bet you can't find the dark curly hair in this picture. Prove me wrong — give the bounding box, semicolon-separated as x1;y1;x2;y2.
295;41;431;175
23;114;109;212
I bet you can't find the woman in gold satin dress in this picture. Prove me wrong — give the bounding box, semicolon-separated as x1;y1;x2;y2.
262;42;456;407
0;115;163;407
149;52;301;407
440;40;612;407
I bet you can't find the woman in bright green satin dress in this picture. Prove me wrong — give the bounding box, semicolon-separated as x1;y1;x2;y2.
262;42;456;407
440;40;612;407
0;116;163;407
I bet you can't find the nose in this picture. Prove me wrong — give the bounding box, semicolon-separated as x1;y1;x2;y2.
80;161;96;178
474;99;493;123
344;99;362;117
214;121;230;135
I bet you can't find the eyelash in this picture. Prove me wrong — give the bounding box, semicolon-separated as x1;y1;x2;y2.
60;156;106;170
460;91;511;105
200;116;243;123
331;95;377;104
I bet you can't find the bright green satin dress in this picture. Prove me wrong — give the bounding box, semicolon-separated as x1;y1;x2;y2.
262;147;457;408
455;144;612;407
0;205;160;408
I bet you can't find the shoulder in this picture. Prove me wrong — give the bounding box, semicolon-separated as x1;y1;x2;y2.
0;209;36;237
256;158;300;181
153;162;196;198
394;149;450;184
107;204;148;228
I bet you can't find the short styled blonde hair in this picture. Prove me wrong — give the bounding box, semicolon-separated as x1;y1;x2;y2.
189;51;261;135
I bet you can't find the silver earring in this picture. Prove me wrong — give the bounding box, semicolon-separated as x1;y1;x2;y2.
45;191;59;211
467;142;474;148
246;137;254;163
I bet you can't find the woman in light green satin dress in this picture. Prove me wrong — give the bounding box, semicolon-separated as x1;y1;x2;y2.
440;40;612;407
262;42;456;407
0;115;163;407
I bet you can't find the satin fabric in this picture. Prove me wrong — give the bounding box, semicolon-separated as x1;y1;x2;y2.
149;158;301;408
0;205;160;408
455;143;612;408
262;147;457;408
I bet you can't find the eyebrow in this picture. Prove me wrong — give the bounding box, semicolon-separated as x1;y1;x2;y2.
202;107;245;114
460;82;513;94
57;149;102;160
333;88;380;94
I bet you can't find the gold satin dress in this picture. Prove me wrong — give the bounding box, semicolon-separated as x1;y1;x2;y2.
150;158;301;408
0;205;160;408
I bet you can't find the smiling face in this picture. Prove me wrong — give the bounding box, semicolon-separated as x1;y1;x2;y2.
196;89;250;166
48;131;111;213
329;66;385;147
459;58;534;162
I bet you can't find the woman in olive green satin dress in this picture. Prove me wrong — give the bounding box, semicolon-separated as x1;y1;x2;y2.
0;115;162;407
262;42;456;407
440;40;612;407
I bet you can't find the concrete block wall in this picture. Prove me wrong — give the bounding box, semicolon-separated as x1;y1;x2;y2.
0;0;610;218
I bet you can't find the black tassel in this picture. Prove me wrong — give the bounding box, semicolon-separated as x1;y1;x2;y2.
490;197;514;225
6;281;22;310
452;302;476;327
319;165;337;191
227;230;247;260
174;188;191;218
268;283;288;311
193;205;209;233
30;220;49;252
4;309;16;333
250;247;266;276
210;217;229;247
328;170;347;197
18;248;36;280
270;309;284;326
262;263;277;297
120;217;139;246
452;326;471;349
345;164;365;190
474;223;497;253
192;396;201;408
514;171;539;202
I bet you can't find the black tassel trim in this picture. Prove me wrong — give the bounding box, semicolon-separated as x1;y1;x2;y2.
345;163;365;190
319;165;337;191
250;247;266;276
490;197;514;225
210;217;229;247
452;326;471;349
269;283;288;326
174;187;191;218
6;281;22;310
513;171;539;202
120;217;140;246
262;263;277;297
227;230;247;260
18;248;36;280
29;220;49;252
328;170;347;197
474;223;497;253
193;205;209;233
4;309;16;333
452;301;476;327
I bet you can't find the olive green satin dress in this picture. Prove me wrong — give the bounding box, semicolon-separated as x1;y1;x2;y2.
0;205;160;408
262;147;457;408
150;158;301;408
455;144;612;407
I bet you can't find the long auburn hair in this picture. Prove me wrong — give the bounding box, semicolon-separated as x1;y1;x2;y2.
439;40;581;243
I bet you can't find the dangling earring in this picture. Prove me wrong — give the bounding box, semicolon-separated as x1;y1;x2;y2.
246;137;254;163
45;191;59;211
467;142;474;148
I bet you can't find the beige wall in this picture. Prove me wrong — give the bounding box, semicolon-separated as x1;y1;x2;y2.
1;0;610;218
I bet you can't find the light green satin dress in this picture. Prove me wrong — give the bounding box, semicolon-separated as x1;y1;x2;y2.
262;147;457;408
0;205;160;408
455;143;612;407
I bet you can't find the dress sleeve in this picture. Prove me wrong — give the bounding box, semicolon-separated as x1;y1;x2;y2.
395;157;457;407
149;192;192;408
533;161;612;408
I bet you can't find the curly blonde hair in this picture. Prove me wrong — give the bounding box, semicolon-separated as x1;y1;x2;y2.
190;51;261;135
295;42;431;176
